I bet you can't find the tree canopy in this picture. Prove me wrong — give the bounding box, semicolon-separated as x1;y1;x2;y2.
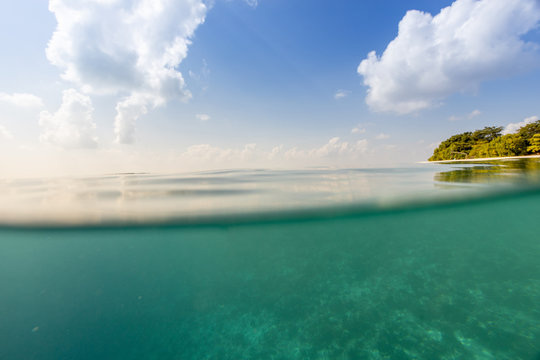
429;120;540;161
528;134;540;154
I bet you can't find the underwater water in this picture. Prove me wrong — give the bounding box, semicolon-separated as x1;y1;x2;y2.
1;160;540;359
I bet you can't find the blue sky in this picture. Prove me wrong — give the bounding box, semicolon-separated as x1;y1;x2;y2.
1;0;540;177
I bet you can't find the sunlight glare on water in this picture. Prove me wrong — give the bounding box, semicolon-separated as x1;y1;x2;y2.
0;160;539;227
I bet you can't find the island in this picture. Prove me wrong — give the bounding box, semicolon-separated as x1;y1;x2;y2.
429;120;540;161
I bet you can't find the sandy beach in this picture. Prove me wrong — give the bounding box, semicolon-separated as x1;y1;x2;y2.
421;154;540;164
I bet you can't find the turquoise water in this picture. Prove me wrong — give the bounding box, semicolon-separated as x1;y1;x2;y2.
1;161;540;359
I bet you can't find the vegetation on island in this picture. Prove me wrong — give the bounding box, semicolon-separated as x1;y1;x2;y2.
429;120;540;161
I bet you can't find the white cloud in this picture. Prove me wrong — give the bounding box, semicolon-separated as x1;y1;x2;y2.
114;93;150;144
39;89;98;149
285;138;368;160
0;125;13;140
468;109;482;118
358;0;540;114
243;0;258;8
182;144;233;162
354;139;369;154
268;145;284;160
46;0;208;143
311;137;351;157
0;93;44;108
448;109;481;121
179;138;369;166
196;113;211;121
502;115;538;135
334;89;351;100
181;143;258;163
375;133;390;140
351;126;366;134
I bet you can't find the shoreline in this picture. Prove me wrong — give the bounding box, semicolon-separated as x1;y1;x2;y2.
420;154;540;164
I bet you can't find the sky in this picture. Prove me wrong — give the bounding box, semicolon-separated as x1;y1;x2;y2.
1;0;540;177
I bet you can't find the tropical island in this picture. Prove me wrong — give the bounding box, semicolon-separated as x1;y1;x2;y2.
429;119;540;161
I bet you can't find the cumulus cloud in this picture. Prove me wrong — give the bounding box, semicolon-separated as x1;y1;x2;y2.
312;137;351;157
468;109;482;118
46;0;208;143
283;138;369;160
502;115;538;135
358;0;540;114
114;93;150;144
0;125;13;140
0;93;44;108
196;113;211;121
375;133;390;140
39;89;98;149
181;143;259;163
334;89;351;100
351;126;366;134
179;138;369;166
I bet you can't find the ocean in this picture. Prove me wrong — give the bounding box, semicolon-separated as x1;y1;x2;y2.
1;160;539;359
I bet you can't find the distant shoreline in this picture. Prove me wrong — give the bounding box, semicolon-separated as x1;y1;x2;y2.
420;154;540;164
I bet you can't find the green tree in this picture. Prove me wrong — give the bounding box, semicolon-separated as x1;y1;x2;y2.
469;143;490;158
518;120;540;140
485;134;527;157
429;132;475;161
528;134;540;154
429;120;540;161
472;126;503;143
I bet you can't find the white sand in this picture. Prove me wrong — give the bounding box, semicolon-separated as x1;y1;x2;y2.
420;154;540;164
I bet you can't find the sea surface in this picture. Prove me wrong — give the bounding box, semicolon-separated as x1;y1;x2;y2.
1;160;540;359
